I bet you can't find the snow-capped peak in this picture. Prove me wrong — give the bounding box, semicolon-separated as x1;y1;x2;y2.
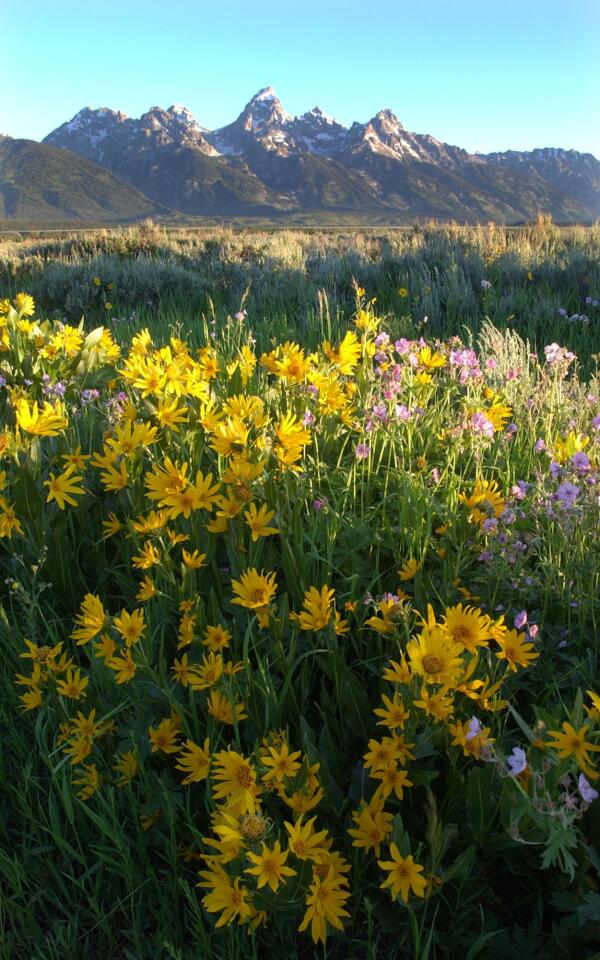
166;104;206;130
251;86;279;102
245;87;288;119
233;86;291;136
65;106;127;132
372;109;404;131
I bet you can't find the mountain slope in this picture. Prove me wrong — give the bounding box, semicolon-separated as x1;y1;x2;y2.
484;148;600;218
45;102;294;215
110;145;293;216
34;90;600;221
0;136;165;222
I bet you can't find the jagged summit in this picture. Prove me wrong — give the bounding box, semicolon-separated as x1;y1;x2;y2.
250;86;279;101
71;106;124;118
67;106;127;125
37;90;600;222
140;105;209;138
241;87;290;126
45;102;217;168
375;108;404;126
301;106;340;125
205;87;292;156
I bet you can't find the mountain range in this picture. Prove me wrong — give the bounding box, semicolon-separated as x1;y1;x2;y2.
1;87;598;223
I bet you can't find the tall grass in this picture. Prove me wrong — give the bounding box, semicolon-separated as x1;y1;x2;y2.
1;222;599;362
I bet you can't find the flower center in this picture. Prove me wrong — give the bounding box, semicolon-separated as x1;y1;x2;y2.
423;654;443;674
240;815;266;839
236;765;253;788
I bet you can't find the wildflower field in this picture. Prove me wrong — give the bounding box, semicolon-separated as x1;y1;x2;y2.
1;223;600;959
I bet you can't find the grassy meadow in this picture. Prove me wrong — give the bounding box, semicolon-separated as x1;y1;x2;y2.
2;220;600;359
1;222;600;959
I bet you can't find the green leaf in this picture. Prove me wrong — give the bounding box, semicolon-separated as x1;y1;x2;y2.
465;765;497;843
540;820;578;879
442;844;476;881
12;464;44;527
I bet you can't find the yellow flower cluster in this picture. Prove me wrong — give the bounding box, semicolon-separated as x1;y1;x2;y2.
196;736;350;941
6;291;600;944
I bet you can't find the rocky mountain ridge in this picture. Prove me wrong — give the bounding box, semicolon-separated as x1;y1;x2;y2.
4;87;598;222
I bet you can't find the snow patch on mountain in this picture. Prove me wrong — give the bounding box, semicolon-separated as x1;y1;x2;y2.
253;86;279;101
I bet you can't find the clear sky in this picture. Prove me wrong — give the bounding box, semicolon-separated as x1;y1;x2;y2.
3;0;600;156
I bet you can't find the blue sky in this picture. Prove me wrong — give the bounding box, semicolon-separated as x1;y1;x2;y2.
4;0;600;155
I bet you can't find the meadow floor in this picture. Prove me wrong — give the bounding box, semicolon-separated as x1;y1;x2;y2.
1;223;599;959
